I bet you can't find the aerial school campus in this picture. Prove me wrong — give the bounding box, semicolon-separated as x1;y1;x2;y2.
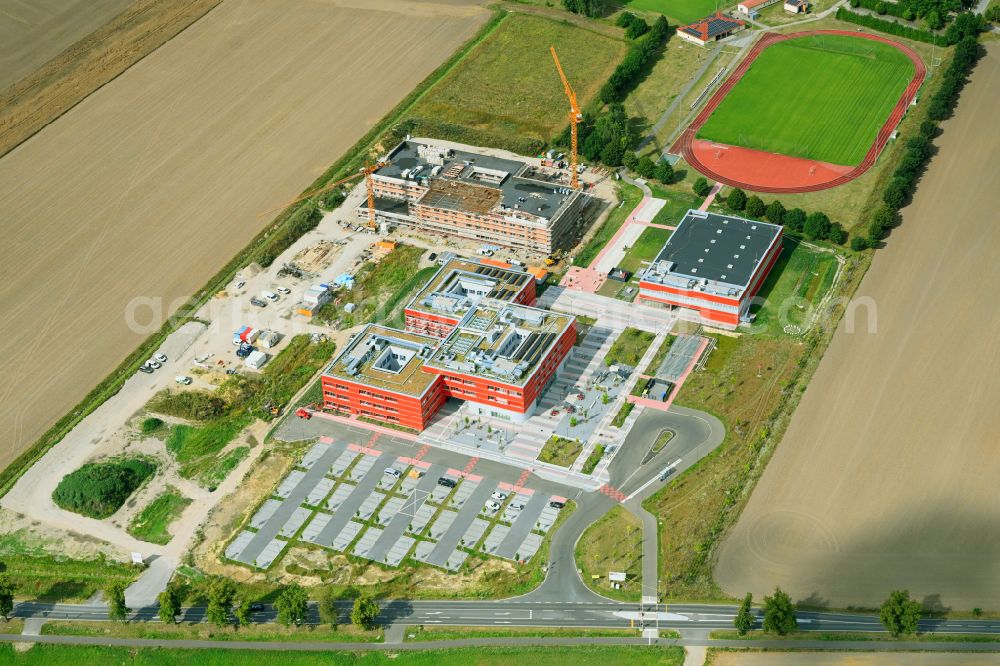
0;0;996;664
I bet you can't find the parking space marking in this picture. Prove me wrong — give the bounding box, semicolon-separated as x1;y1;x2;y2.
427;480;498;567
366;463;445;564
496;491;550;560
310;451;396;549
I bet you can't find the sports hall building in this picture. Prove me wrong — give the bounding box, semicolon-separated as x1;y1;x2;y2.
638;210;782;327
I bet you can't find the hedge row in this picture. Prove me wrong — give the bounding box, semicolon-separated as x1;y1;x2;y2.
866;36;981;246
836;7;985;45
836;7;944;43
599;16;669;104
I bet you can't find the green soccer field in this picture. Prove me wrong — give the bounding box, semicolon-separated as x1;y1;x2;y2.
695;35;916;166
625;0;727;24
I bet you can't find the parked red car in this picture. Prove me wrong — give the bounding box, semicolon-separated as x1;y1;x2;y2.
295;408;312;419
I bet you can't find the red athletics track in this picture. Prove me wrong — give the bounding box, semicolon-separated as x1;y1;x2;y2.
671;30;927;194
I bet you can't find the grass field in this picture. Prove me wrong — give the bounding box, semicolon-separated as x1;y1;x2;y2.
0;644;685;666
605;328;656;367
618;226;672;273
626;0;727;24
696;35;915;166
749;240;839;335
576;505;644;601
576;183;644;268
407;13;626;149
539;436;583;468
127;486;191;545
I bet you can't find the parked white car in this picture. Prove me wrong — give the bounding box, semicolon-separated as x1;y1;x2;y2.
175;375;192;385
154;353;168;363
275;286;291;295
261;290;279;302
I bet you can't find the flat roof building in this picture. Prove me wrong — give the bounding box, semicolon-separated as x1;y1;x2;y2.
404;257;536;339
367;140;588;255
322;259;575;430
638;210;783;327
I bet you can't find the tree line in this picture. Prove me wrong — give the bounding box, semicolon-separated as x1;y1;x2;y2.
600;16;670;104
836;7;986;45
710;183;848;245
734;587;927;637
864;35;982;248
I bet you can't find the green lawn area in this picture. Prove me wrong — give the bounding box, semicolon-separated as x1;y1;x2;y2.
626;0;728;24
696;35;916;166
749;239;839;335
576;505;643;601
539;436;583;468
605;327;655;367
649;187;702;227
618;226;672;273
0;645;685;666
581;443;606;475
127;487;192;545
165;414;252;486
407;13;627;151
576;185;643;268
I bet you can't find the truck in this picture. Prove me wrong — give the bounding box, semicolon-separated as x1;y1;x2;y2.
245;350;269;370
236;342;254;359
259;330;281;349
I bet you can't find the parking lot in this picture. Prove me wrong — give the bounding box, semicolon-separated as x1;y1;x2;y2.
225;437;566;571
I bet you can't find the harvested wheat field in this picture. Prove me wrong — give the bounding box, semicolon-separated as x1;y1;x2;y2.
0;0;487;468
0;0;132;90
715;44;1000;610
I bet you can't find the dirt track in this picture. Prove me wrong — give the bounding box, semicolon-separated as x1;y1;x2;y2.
0;0;487;470
0;0;132;90
714;43;1000;609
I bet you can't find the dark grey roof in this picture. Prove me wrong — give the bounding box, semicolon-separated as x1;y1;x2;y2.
650;210;781;288
378;141;575;220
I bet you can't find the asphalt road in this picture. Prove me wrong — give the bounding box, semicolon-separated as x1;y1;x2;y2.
13;600;1000;636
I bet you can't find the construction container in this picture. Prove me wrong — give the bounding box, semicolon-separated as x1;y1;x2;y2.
245;350;269;370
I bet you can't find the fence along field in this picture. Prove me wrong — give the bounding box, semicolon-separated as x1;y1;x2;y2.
0;0;488;470
695;35;916;166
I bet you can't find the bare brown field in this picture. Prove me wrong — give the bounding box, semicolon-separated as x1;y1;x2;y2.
0;0;132;90
715;44;1000;610
0;0;487;469
710;652;1000;666
0;0;224;157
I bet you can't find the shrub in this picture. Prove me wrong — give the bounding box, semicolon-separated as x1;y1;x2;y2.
765;200;786;225
883;178;909;210
616;12;650;39
867;204;895;243
727;188;747;212
827;224;847;245
804;212;831;240
835;8;943;45
693;177;711;197
148;390;226;421
563;0;609;18
851;236;870;251
654;161;674;184
745;195;766;218
140;417;164;434
636;156;656;179
784;208;806;233
53;458;156;519
875;1;887;14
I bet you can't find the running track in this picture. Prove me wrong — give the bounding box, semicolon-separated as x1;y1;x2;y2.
671;30;927;193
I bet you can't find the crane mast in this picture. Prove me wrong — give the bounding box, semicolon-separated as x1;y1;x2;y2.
550;46;582;190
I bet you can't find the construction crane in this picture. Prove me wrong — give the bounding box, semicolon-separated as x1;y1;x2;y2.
258;161;387;229
550;46;582;190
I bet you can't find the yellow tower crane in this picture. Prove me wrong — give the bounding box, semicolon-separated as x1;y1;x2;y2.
550;46;582;190
259;160;387;229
